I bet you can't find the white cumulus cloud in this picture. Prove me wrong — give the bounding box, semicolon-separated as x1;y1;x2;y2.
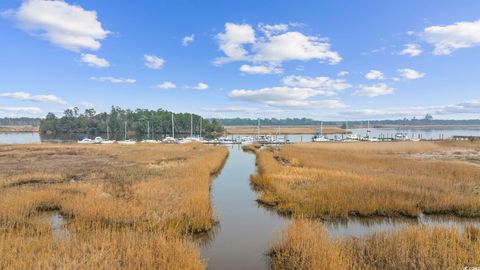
397;68;425;80
240;64;282;74
423;19;480;55
337;71;349;77
182;34;195;46
80;54;109;68
144;54;165;69
282;75;351;92
157;81;176;89
228;74;351;109
90;76;136;84
258;23;289;36
365;70;385;80
202;106;283;114
353;84;394;97
4;0;110;51
214;22;341;66
0;91;65;104
194;82;209;90
214;23;256;64
252;31;341;64
399;43;422;57
229;87;345;109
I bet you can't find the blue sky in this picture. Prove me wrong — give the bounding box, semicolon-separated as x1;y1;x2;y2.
0;0;479;120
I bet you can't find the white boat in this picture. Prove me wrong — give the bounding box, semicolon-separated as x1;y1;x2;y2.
118;139;136;145
312;135;330;142
142;121;158;143
215;136;238;144
346;134;359;141
78;138;94;144
94;137;103;144
394;133;409;141
100;124;116;144
118;121;137;144
178;138;192;144
241;136;254;145
162;136;177;143
312;122;330;142
162;113;178;144
179;136;203;144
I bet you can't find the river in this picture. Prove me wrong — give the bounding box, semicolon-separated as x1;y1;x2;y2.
201;146;480;270
1;127;479;144
200;145;287;270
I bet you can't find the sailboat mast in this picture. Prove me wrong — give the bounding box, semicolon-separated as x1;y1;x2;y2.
257;118;260;138
171;112;174;139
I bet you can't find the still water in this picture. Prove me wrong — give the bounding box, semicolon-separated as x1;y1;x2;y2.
1;127;479;144
200;146;287;270
0;132;41;144
201;146;480;269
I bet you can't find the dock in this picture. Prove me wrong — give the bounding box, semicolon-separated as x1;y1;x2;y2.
452;135;480;141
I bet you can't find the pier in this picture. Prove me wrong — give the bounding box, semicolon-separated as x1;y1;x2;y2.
452;135;480;141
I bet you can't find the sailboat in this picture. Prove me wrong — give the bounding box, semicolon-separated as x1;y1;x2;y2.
312;121;330;142
142;121;158;143
162;113;177;143
100;124;116;144
181;114;203;143
344;120;359;141
118;121;136;144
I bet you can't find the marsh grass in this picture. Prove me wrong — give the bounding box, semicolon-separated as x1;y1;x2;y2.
242;143;261;153
0;143;228;269
253;141;480;219
271;219;480;270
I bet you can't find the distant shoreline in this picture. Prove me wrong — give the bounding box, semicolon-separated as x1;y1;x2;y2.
373;125;480;129
0;125;39;133
224;125;349;135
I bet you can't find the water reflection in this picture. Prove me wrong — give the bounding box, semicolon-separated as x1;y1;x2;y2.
200;146;287;270
0;132;41;144
49;213;71;241
325;214;480;238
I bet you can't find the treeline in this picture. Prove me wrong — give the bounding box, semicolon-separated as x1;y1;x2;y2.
0;117;41;126
40;106;224;138
215;115;480;127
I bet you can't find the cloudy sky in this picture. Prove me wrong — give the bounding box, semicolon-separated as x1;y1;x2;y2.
0;0;479;120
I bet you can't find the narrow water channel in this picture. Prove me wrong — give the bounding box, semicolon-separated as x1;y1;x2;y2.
201;145;480;269
200;146;287;270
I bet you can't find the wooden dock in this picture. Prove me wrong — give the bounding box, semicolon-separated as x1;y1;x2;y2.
452;135;480;141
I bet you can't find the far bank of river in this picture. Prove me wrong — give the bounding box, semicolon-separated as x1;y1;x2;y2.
1;126;480;144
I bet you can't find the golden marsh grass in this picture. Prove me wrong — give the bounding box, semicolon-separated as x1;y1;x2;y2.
0;143;228;269
271;219;480;270
252;141;480;219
